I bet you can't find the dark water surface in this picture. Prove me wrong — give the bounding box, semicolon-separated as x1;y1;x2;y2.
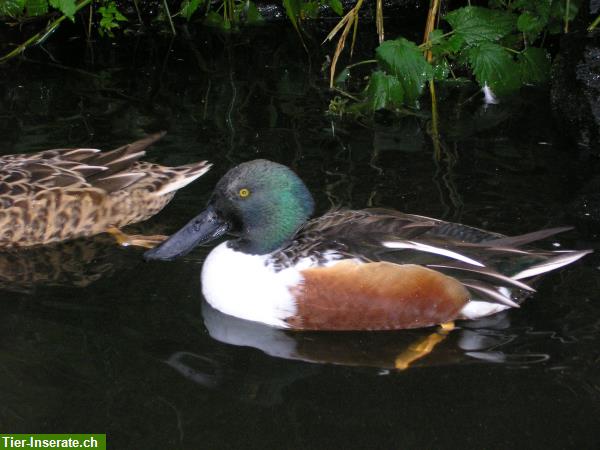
1;25;600;449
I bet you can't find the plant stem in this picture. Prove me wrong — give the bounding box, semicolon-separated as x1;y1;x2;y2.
132;0;143;25
564;0;570;33
429;79;441;161
87;3;92;40
423;0;442;158
162;0;176;35
418;31;454;50
589;15;600;32
423;0;441;62
344;59;377;70
0;0;93;64
376;0;384;43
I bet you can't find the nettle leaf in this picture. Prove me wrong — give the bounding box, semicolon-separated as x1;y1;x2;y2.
245;1;264;24
327;0;343;16
26;0;48;16
0;0;25;17
431;34;465;58
467;42;521;95
517;11;546;34
365;71;404;111
180;0;204;20
376;38;432;105
519;47;551;85
49;0;76;20
445;6;517;45
432;58;450;81
513;0;552;23
283;0;301;28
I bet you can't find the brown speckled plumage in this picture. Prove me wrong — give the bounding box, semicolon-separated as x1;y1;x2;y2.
0;132;211;248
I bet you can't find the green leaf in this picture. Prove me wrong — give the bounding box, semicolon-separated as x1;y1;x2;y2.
365;71;404;111
467;42;521;95
245;1;264;24
26;0;48;16
431;33;465;58
517;11;546;34
283;0;301;30
432;58;450;81
0;0;25;17
518;47;551;85
334;67;350;87
180;0;203;20
327;0;343;16
445;6;517;45
49;0;76;20
513;0;552;22
376;38;433;105
204;10;225;27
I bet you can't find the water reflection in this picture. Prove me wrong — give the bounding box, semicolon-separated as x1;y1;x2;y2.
0;236;122;293
164;302;550;373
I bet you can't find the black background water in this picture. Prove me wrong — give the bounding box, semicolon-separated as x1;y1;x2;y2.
1;24;599;449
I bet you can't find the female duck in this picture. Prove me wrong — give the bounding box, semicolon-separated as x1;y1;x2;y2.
145;160;591;331
0;133;210;248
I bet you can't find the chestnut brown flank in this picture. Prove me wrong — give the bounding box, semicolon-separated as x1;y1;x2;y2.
287;261;469;330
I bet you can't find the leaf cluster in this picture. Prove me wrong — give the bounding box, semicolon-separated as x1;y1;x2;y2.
356;1;578;113
1;0;78;20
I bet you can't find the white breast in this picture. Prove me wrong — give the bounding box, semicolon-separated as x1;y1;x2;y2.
201;242;306;328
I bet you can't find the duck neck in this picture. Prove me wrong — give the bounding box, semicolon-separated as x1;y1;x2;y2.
233;199;313;255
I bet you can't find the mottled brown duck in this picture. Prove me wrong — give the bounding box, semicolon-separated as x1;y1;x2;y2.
0;132;210;248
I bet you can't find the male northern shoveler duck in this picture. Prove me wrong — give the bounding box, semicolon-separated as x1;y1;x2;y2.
0;132;210;248
144;159;592;331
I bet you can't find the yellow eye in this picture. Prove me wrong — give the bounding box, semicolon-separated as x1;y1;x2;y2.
239;188;250;198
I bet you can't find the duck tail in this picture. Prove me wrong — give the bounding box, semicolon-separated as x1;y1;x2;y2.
482;226;574;247
511;249;593;280
156;161;212;195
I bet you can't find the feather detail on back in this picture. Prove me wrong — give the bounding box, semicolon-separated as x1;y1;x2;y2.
269;208;590;311
0;133;211;247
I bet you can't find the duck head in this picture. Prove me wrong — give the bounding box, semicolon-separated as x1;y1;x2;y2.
144;159;315;260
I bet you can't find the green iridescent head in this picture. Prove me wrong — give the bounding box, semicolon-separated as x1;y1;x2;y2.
144;159;315;260
212;159;315;254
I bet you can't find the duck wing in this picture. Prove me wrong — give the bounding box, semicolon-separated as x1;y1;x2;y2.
283;209;590;308
0;132;167;198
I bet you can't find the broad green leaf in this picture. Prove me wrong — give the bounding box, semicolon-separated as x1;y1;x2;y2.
365;71;404;111
513;0;552;22
445;6;517;44
432;58;450;81
26;0;48;16
518;47;551;85
550;0;579;22
245;1;264;24
431;33;464;57
327;0;343;16
283;0;301;31
204;10;225;27
301;1;319;19
467;42;521;95
376;38;433;105
517;11;546;34
180;0;204;20
334;67;350;87
49;0;76;20
427;29;445;44
0;0;25;17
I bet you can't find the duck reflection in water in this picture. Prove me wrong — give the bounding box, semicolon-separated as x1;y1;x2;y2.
163;299;550;398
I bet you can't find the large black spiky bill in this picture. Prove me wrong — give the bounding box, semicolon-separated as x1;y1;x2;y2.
144;205;229;261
